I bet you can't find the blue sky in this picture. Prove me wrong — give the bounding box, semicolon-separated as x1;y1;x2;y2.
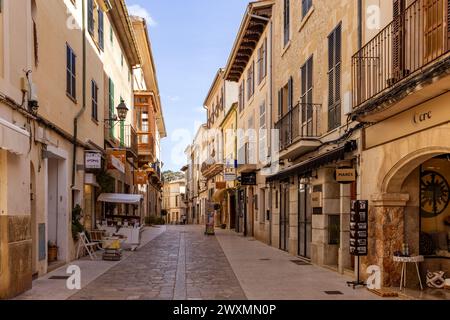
126;0;248;172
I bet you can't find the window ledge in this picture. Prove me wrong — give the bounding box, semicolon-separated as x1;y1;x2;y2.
258;77;267;90
281;41;291;57
91;118;99;125
298;6;315;33
66;93;77;104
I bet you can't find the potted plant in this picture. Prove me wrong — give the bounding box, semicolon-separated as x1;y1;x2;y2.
48;241;58;263
71;204;86;241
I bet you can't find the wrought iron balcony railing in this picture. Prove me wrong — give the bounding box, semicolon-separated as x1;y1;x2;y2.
121;124;138;156
352;0;450;108
275;102;321;151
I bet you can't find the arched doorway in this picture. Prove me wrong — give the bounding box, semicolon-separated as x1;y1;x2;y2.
368;148;450;287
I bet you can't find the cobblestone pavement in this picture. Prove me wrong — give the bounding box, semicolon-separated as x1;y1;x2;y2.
69;225;246;300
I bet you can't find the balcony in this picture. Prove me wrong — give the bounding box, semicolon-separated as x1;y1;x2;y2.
275;102;322;160
121;125;138;158
237;142;257;173
137;132;155;163
352;0;450;121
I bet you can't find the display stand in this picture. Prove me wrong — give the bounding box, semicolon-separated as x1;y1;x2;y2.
347;200;369;289
347;256;366;289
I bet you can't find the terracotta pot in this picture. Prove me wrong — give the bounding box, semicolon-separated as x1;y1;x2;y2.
48;246;58;263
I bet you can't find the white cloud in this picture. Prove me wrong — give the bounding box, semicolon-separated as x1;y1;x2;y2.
128;4;157;27
168;96;181;102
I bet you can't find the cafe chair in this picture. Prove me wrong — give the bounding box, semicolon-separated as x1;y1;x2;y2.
76;232;98;260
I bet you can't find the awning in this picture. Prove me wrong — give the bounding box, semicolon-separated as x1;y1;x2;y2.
98;193;143;204
212;189;228;203
0;118;30;155
267;141;357;182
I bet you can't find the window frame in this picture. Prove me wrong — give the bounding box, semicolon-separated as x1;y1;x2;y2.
66;44;77;101
91;79;98;121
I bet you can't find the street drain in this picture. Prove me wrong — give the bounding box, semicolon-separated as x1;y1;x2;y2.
49;276;70;280
259;258;271;261
290;260;311;266
324;291;343;295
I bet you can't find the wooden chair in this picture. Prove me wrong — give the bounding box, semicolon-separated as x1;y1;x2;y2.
76;232;98;260
89;230;106;251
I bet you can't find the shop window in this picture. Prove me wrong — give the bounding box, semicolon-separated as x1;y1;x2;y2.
419;158;450;257
328;214;340;245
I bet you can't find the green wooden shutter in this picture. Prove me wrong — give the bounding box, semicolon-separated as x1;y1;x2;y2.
109;78;115;139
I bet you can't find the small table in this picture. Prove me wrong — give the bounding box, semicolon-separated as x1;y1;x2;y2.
393;255;424;290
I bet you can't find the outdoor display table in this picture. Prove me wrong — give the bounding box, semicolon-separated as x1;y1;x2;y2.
98;225;142;251
393;255;424;290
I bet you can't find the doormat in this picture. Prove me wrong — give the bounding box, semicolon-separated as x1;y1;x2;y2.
324;291;343;295
48;275;70;280
291;260;311;266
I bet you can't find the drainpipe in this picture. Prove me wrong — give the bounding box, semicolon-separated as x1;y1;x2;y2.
358;0;363;49
71;0;87;204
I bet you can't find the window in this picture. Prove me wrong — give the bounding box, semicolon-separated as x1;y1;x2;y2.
238;81;245;113
110;25;113;45
302;0;313;18
121;53;124;67
328;215;340;245
91;80;98;121
108;78;115;138
98;8;104;50
301;56;313;135
66;44;76;100
257;38;267;84
247;61;255;100
259;101;267;163
87;0;94;35
32;0;38;66
328;23;342;130
278;77;293;119
283;0;290;46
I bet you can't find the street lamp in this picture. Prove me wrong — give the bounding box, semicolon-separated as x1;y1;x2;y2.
105;99;129;128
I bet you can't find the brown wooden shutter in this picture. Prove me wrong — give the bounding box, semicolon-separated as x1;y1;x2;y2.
447;0;450;50
278;89;282;119
392;0;406;82
288;77;293;111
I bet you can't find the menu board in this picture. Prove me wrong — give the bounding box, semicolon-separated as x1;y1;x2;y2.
349;200;368;256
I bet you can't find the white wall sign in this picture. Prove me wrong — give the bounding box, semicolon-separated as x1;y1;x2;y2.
85;151;102;169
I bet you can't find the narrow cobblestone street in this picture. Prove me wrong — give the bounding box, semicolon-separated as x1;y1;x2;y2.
59;225;384;300
69;226;246;300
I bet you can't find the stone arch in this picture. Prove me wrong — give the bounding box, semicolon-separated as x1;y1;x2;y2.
381;147;450;194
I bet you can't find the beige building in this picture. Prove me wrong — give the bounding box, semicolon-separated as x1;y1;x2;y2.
202;69;238;228
132;16;166;220
260;0;361;277
0;0;156;299
162;179;187;224
225;0;274;243
354;0;450;287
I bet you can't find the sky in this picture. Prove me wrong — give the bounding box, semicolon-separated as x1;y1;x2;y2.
126;0;248;172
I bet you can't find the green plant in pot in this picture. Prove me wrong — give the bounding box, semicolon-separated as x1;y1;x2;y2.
71;204;86;241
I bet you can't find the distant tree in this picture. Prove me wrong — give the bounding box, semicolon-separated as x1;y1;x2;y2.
162;170;185;182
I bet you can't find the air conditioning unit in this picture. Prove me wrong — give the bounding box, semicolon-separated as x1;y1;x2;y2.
99;0;112;12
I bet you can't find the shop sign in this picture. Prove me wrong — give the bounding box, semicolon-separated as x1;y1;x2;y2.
350;200;368;256
216;181;226;189
107;149;126;173
224;172;236;181
240;172;257;186
134;171;148;185
311;192;323;208
335;168;356;184
85;151;102;169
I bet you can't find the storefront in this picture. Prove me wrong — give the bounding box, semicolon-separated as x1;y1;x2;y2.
267;141;358;270
360;91;450;287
